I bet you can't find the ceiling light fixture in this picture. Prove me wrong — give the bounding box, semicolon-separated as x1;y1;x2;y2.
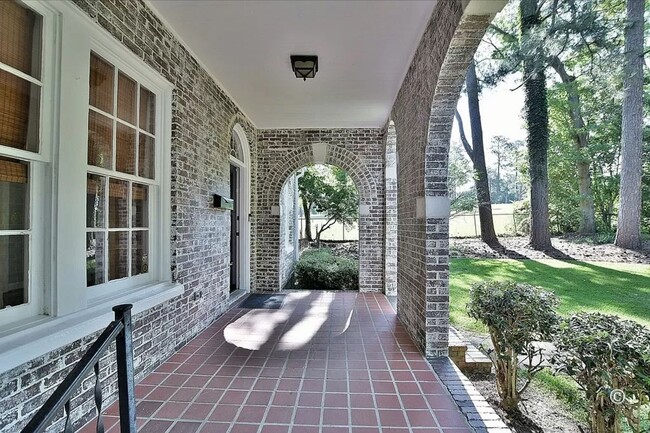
290;55;318;81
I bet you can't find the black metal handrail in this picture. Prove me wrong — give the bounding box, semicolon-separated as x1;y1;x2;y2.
21;305;137;433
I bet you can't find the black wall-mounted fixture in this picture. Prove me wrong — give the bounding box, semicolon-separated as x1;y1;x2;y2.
213;194;234;210
290;55;318;81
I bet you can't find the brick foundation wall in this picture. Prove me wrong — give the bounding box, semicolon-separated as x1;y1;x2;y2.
390;0;495;358
256;129;385;293
0;0;258;430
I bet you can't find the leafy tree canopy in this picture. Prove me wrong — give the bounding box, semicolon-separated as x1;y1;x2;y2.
297;165;359;242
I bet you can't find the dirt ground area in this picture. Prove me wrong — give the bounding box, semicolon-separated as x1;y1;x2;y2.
451;235;650;264
468;372;586;433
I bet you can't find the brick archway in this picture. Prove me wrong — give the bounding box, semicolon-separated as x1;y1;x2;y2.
256;131;385;293
391;0;505;358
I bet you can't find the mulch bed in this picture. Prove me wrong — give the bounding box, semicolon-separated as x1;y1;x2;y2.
469;372;586;433
451;235;650;264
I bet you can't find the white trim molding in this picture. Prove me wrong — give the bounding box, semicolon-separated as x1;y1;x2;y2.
0;0;182;368
229;124;252;294
462;0;508;16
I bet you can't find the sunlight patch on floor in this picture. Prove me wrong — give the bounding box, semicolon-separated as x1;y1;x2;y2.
224;308;293;351
277;291;335;350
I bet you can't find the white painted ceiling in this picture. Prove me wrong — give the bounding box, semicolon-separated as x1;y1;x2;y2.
147;0;438;129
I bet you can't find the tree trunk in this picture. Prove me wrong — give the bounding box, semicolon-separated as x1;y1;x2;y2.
302;199;313;242
615;0;644;250
549;57;596;234
591;396;621;433
520;0;552;250
458;61;500;248
494;348;520;413
496;151;501;204
315;217;335;248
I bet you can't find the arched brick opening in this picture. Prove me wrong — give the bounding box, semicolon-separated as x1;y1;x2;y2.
256;141;383;293
391;0;504;359
277;163;362;290
422;13;497;356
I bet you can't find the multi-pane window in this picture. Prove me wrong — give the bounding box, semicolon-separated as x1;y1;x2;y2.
0;1;42;311
86;52;155;287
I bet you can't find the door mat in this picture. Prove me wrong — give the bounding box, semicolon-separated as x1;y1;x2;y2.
239;294;286;309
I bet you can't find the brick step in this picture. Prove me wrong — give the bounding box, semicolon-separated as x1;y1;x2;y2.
449;328;492;375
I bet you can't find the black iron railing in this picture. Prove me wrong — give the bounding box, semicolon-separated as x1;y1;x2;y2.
21;305;137;433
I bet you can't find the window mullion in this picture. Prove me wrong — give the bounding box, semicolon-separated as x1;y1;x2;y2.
103;176;109;284
112;67;118;171
0;62;44;86
135;83;140;178
128;181;132;277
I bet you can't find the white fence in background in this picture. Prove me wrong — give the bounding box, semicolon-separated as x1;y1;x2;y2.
450;203;518;237
299;217;359;241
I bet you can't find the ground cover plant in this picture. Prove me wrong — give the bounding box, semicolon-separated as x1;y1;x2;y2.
452;253;650;432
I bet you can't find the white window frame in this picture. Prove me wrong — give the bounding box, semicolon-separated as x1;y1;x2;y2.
0;0;182;374
0;0;57;328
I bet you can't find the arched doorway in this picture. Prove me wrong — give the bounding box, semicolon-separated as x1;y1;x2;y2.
229;123;251;296
278;164;361;291
256;140;383;293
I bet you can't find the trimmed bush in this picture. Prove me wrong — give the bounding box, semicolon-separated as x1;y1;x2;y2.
467;281;559;412
295;248;359;291
551;313;650;433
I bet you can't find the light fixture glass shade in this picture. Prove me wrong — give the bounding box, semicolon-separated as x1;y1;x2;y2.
291;55;318;80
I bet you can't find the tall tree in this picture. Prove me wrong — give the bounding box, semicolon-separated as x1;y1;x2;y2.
298;168;325;241
455;60;501;248
548;57;597;234
298;166;359;246
490;136;525;203
520;0;552;249
448;142;476;213
615;0;645;249
484;0;626;239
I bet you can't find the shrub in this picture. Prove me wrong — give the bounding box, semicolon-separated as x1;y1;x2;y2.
295;248;359;291
467;281;559;412
551;313;650;433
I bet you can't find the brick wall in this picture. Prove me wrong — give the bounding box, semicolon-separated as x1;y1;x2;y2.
256;129;385;293
390;0;495;358
0;0;258;430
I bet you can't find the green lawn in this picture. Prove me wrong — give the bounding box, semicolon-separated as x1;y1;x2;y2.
450;258;650;332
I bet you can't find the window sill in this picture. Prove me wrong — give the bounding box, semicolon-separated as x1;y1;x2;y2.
0;281;183;375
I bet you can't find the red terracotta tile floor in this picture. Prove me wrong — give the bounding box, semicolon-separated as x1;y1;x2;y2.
83;291;473;433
